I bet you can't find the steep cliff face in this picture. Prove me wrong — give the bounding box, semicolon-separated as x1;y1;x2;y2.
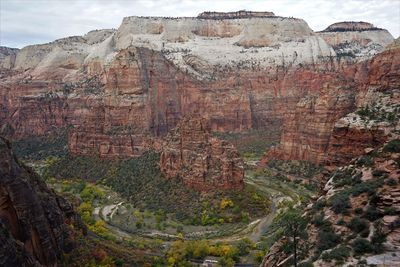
0;137;85;266
0;12;396;167
263;38;400;166
160;116;244;191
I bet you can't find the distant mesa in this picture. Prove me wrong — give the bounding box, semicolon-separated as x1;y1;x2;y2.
320;21;382;32
197;10;275;19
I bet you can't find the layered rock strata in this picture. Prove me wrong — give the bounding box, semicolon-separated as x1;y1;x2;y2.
0;12;396;166
160;116;244;191
263;38;400;166
317;21;394;60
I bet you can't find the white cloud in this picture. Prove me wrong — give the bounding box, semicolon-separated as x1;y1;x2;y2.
0;0;399;48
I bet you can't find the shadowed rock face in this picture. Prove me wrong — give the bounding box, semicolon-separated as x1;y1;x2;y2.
160;116;244;191
0;137;85;266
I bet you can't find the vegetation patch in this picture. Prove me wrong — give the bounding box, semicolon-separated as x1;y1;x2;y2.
213;129;279;159
267;159;323;179
45;151;270;225
13;129;68;160
352;238;373;255
383;139;400;153
321;245;350;262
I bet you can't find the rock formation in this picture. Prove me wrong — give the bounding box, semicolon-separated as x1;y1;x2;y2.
0;46;19;69
317;21;394;60
160;116;244;191
263;37;400;166
0;136;85;266
0;12;396;168
197;10;275;19
262;138;400;266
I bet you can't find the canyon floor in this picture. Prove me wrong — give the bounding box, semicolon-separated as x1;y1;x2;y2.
17;131;318;266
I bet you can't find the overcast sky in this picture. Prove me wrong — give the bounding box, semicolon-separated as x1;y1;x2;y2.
1;0;399;48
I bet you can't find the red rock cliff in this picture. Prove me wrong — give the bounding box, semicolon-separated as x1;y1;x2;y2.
263;38;400;166
0;14;397;168
160;116;244;191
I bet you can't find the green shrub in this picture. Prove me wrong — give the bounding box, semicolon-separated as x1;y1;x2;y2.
355;155;374;167
337;219;346;226
313;214;325;227
352;238;373;255
384;207;397;215
235;238;254;256
317;230;340;252
298;261;314;267
330;193;351;214
312;199;326;212
321;245;350;262
354;208;363;215
372;169;385;177
371;221;386;253
348;217;369;234
386;178;398;186
348;179;384;197
332;169;361;187
364;206;382;221
383;139;400;153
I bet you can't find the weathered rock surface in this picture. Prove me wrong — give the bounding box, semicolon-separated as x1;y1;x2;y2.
263;38;400;166
0;136;85;266
0;12;397;168
160;116;244;191
0;46;19;69
197;10;275;19
317;21;394;60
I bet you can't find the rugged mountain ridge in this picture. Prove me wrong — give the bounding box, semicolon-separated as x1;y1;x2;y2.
0;11;396;168
0;136;85;266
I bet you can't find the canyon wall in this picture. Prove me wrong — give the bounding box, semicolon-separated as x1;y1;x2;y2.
0;136;85;266
0;12;396;168
264;37;400;166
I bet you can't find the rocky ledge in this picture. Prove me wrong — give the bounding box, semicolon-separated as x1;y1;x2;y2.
197;10;275;19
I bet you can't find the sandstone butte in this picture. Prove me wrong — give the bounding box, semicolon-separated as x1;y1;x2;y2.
0;11;398;190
